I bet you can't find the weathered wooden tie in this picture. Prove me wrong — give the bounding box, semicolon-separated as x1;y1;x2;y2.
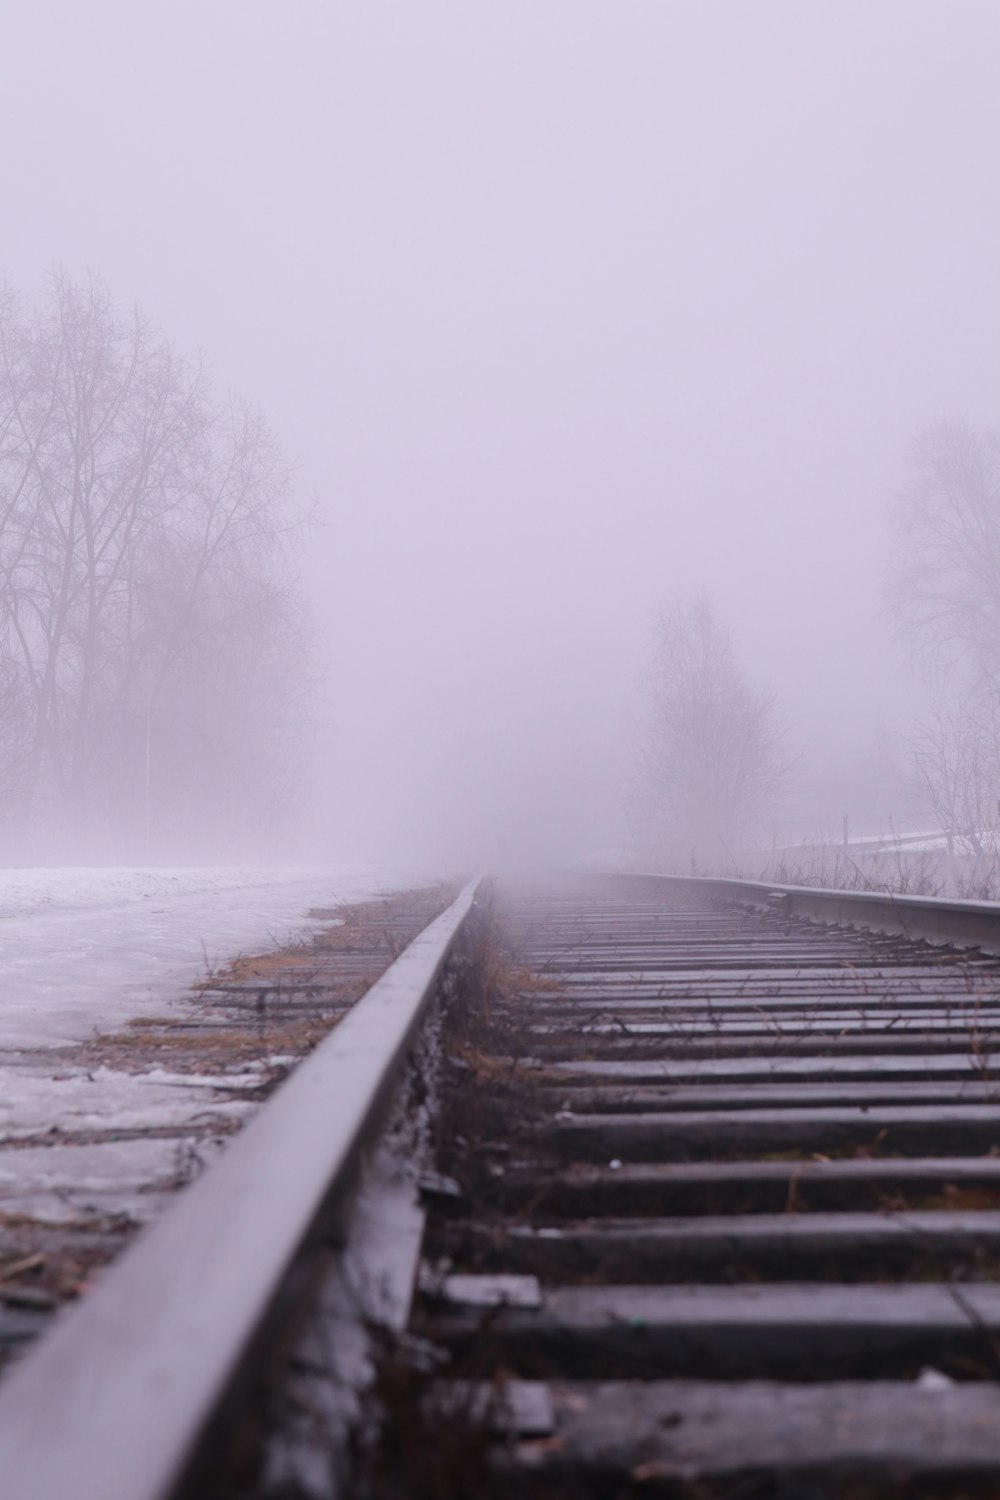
414;876;1000;1494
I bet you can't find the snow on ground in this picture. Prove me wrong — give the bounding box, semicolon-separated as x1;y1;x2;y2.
0;1061;259;1141
0;864;420;1222
0;864;407;1048
0;1136;229;1224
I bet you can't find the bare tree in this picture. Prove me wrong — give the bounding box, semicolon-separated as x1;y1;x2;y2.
0;270;311;857
888;421;1000;848
631;596;790;867
888;421;1000;684
906;703;1000;854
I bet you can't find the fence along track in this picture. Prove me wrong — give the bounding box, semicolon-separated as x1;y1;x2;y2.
415;875;1000;1497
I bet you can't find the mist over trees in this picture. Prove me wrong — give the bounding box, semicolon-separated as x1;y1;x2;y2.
889;423;1000;679
627;425;1000;880
889;422;1000;847
0;271;310;861
630;596;791;868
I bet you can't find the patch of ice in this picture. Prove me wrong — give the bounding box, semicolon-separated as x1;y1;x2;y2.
0;1063;254;1141
0;1137;229;1224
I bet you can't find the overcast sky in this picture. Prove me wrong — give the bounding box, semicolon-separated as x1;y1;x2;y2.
2;2;998;863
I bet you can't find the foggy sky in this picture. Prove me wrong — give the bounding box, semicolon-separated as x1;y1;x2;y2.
2;2;998;865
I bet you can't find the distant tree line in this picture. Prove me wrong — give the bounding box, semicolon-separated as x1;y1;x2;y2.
631;419;1000;871
0;271;310;859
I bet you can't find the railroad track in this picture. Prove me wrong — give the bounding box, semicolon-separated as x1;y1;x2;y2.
3;873;1000;1497
0;880;456;1379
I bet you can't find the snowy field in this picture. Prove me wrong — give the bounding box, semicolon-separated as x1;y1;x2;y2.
0;864;408;1048
0;864;419;1221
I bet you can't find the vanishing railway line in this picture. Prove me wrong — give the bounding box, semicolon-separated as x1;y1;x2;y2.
4;873;1000;1496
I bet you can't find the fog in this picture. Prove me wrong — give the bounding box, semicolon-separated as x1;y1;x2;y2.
1;2;998;872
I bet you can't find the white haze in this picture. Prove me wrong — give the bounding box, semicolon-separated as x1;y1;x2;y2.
1;1;998;869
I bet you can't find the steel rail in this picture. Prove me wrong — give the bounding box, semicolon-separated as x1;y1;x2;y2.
609;870;1000;953
0;876;483;1500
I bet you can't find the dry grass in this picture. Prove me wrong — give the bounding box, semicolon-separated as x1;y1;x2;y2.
745;841;1000;902
74;882;463;1082
76;1017;334;1076
349;1351;509;1500
428;888;555;1200
0;1212;134;1305
207;881;462;987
